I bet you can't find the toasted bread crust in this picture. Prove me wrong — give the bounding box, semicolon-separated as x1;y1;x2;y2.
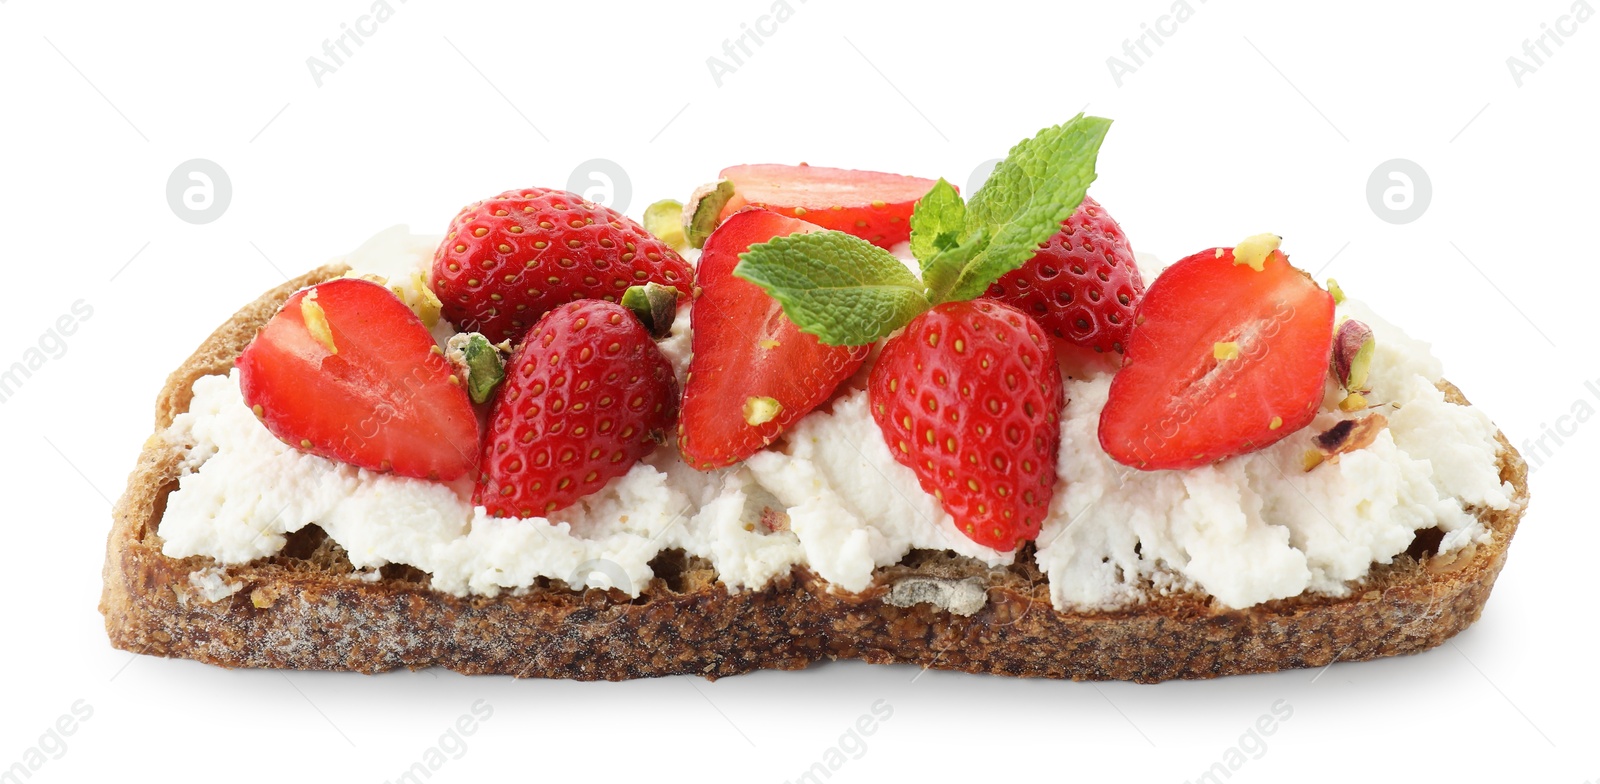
100;268;1529;682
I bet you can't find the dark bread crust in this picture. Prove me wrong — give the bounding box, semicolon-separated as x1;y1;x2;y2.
100;268;1530;682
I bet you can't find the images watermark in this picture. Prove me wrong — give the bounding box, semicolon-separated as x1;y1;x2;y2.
1179;699;1294;784
167;159;232;225
1;700;93;784
1366;159;1431;225
381;700;494;784
781;699;894;784
0;300;94;406
1506;1;1593;87
706;0;809;87
306;0;411;87
567;159;632;215
1106;0;1211;87
1521;376;1600;475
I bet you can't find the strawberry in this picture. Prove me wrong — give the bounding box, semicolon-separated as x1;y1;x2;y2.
431;188;694;344
715;164;939;249
984;196;1144;354
678;209;870;469
1098;237;1336;471
476;299;678;516
868;299;1062;551
729;114;1115;549
237;278;479;481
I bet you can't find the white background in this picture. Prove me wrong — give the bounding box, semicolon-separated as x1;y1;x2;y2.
1;0;1596;781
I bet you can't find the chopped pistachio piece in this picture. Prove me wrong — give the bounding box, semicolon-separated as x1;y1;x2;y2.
685;180;736;249
301;291;337;354
621;283;680;339
1338;392;1368;412
1232;233;1282;272
743;396;782;426
410;271;443;327
446;333;506;405
1331;319;1375;391
1313;413;1389;457
644;198;688;251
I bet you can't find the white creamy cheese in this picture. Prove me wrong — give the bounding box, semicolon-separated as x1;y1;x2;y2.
1033;296;1513;610
159;371;993;596
156;228;1512;610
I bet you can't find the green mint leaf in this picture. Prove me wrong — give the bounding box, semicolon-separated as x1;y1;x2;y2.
934;114;1112;303
733;231;930;346
909;178;966;264
918;227;987;307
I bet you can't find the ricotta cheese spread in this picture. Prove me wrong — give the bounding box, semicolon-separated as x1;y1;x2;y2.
157;227;1513;611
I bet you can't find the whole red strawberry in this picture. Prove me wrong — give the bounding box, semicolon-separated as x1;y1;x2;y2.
432;188;694;344
869;299;1063;551
984;196;1143;354
476;299;678;517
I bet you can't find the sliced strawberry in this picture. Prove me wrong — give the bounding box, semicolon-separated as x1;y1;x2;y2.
237;278;480;480
716;164;939;249
678;209;871;468
1099;243;1336;470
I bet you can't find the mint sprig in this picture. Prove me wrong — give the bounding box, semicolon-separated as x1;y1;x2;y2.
733;114;1112;346
938;115;1112;302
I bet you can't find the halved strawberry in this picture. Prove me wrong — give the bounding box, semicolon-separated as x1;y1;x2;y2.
237;278;480;480
1098;239;1336;470
678;209;871;468
715;164;939;249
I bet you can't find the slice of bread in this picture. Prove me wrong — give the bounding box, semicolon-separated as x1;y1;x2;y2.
99;267;1530;682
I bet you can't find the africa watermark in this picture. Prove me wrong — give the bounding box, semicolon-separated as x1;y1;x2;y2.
1179;699;1294;784
0;300;94;406
306;0;411;87
567;159;632;215
1366;159;1431;225
1521;375;1600;475
1506;0;1593;87
1106;0;1211;87
1;700;93;784
706;0;809;87
167;159;232;224
381;700;494;784
781;699;894;784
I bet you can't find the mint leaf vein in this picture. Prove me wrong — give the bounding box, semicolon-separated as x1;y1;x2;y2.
733;231;930;347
